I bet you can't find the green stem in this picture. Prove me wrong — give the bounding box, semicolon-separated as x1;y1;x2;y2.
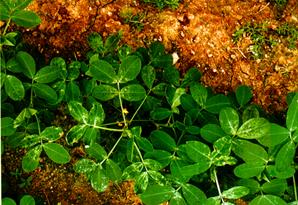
91;124;124;132
213;168;225;204
29;80;34;107
133;141;148;172
293;175;297;202
1;18;11;36
100;133;124;166
129;90;151;123
117;82;128;127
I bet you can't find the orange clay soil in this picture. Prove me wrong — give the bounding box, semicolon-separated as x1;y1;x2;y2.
15;0;298;113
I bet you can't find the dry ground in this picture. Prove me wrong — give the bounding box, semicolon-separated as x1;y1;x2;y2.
22;0;298;113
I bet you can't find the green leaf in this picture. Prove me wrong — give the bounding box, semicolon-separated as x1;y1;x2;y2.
242;105;260;122
136;137;154;152
11;10;41;28
181;67;202;87
135;172;149;192
22;145;42;172
105;159;122;181
16;51;36;78
234;163;265;178
171;88;186;109
88;59;117;83
2;198;16;205
88;102;105;126
185;141;211;164
140;185;175;205
20;195;35;205
91;166;109;192
0;72;6;88
43;142;71;164
190;83;208;107
147;170;165;184
4;75;24;101
236;85;253;107
163;66;180;86
150;130;176;152
118;55;141;83
258;123;289;147
68;101;89;124
152;54;173;68
141;65;156;89
200;124;225;143
205;94;230;114
122;162;143;179
104;32;122;54
34;65;60;83
88;32;104;53
180;94;198;111
14;108;37;128
143;159;163;171
68;61;81;80
32;83;57;104
286;93;298;131
233;139;268;163
275;141;295;172
92;84;118;101
266;165;295;179
171;161;210;180
152;83;168;96
6;57;22;73
0;6;9;21
86;142;107;161
236;179;260;195
250;195;287;205
83;126;99;145
186;125;200;135
64;81;82;102
221;186;249;200
120;84;146;101
219;107;239;135
261;179;287;195
14;0;33;10
52;81;66;104
40;126;63;141
150;108;172;120
212;136;233;156
74;158;96;174
66;124;88;145
20;134;42;149
182;183;207;205
126;139;135;162
1;117;16;136
170;192;187;205
237;118;270;139
144;150;172;168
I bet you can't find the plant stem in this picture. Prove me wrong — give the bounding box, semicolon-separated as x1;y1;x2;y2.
91;124;124;132
213;168;225;204
293;175;297;202
133;141;148;172
129;90;151;123
117;82;128;127
100;133;124;166
1;18;11;36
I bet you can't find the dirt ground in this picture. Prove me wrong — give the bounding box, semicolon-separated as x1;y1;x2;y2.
21;0;298;113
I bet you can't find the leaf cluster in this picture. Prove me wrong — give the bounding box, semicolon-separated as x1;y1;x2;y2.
142;0;180;9
1;4;298;204
232;21;298;59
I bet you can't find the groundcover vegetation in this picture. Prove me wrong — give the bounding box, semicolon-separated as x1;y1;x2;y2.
1;1;298;205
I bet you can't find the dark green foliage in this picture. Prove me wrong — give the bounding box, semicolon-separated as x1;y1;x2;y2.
1;2;297;204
